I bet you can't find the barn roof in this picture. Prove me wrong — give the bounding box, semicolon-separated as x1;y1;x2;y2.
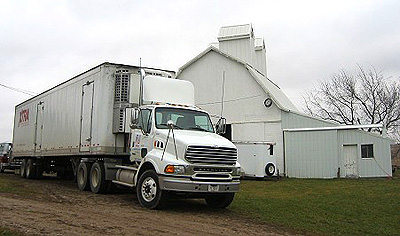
177;46;298;112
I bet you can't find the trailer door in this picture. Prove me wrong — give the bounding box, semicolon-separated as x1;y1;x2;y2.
80;81;94;152
34;102;44;153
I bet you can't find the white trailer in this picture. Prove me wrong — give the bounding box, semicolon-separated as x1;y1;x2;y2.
13;62;240;209
234;141;277;178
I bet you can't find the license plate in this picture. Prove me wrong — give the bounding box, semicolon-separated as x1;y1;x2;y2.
208;184;219;192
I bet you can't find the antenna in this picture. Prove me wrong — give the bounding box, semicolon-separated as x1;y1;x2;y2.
220;71;226;117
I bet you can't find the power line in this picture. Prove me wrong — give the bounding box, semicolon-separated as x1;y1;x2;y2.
198;94;263;106
0;83;38;96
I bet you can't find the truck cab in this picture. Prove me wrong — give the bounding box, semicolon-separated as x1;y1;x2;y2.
0;142;13;172
125;104;240;208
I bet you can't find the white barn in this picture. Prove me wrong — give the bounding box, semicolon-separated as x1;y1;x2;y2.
177;24;393;178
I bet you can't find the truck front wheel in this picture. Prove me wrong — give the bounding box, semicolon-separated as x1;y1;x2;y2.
77;162;91;191
205;193;235;208
137;169;165;209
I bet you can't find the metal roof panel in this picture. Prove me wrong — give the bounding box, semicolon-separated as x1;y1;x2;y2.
217;24;253;41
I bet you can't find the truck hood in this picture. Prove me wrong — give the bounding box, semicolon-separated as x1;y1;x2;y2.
154;129;236;161
156;129;235;149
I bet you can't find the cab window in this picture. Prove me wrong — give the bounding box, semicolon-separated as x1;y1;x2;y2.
138;109;152;133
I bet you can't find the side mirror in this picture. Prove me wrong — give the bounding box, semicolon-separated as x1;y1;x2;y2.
130;108;139;129
216;117;226;135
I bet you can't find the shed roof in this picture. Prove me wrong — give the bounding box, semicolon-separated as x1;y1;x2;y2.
177;46;298;112
217;24;253;41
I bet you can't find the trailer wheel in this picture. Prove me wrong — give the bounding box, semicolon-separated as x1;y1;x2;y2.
265;163;275;177
90;162;107;194
77;162;91;191
20;158;27;178
137;169;165;209
26;159;36;179
205;193;235;208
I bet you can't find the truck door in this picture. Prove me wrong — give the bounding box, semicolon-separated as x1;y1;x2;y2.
80;81;94;152
130;109;152;162
34;102;44;153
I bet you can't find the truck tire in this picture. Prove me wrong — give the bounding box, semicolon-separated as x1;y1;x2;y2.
205;193;235;208
90;162;107;194
137;169;165;209
26;159;36;179
0;163;4;173
265;163;275;177
20;158;27;178
77;162;91;191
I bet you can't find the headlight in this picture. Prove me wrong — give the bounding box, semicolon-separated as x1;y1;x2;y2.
164;165;185;174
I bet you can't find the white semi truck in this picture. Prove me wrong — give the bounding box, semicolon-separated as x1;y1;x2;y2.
12;62;240;209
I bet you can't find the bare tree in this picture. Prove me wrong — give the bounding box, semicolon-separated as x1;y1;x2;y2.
304;65;400;141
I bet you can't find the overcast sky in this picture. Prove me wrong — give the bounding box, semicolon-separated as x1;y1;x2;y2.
1;0;399;142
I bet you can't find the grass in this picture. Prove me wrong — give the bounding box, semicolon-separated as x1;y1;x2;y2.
0;226;23;236
0;174;29;195
231;172;400;235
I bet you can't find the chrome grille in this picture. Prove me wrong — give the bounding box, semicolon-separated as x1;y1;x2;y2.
185;146;237;165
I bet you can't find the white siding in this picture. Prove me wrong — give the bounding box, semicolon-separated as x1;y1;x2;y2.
219;37;255;68
282;111;335;129
254;38;267;75
338;130;392;178
284;128;392;178
285;130;338;178
178;50;280;124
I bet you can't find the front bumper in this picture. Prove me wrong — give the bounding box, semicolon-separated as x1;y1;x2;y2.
159;175;240;193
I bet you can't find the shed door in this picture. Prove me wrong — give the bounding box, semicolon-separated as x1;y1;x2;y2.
80;81;94;152
34;103;44;153
343;145;358;178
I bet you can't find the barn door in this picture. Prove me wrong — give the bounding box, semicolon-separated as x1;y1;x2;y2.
80;81;94;152
343;145;358;178
34;102;44;153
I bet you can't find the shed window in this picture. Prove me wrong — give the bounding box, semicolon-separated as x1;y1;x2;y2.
361;144;374;158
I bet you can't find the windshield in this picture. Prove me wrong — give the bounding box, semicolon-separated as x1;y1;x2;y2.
0;143;11;154
155;107;214;132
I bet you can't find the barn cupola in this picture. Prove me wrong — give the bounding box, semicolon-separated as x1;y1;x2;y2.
217;24;267;76
254;38;267;75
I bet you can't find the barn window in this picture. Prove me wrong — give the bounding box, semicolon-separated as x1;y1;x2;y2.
361;144;374;158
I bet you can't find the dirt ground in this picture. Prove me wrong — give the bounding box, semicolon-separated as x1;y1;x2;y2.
0;171;296;236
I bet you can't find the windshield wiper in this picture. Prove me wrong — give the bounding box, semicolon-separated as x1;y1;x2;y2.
187;126;210;132
157;123;183;129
